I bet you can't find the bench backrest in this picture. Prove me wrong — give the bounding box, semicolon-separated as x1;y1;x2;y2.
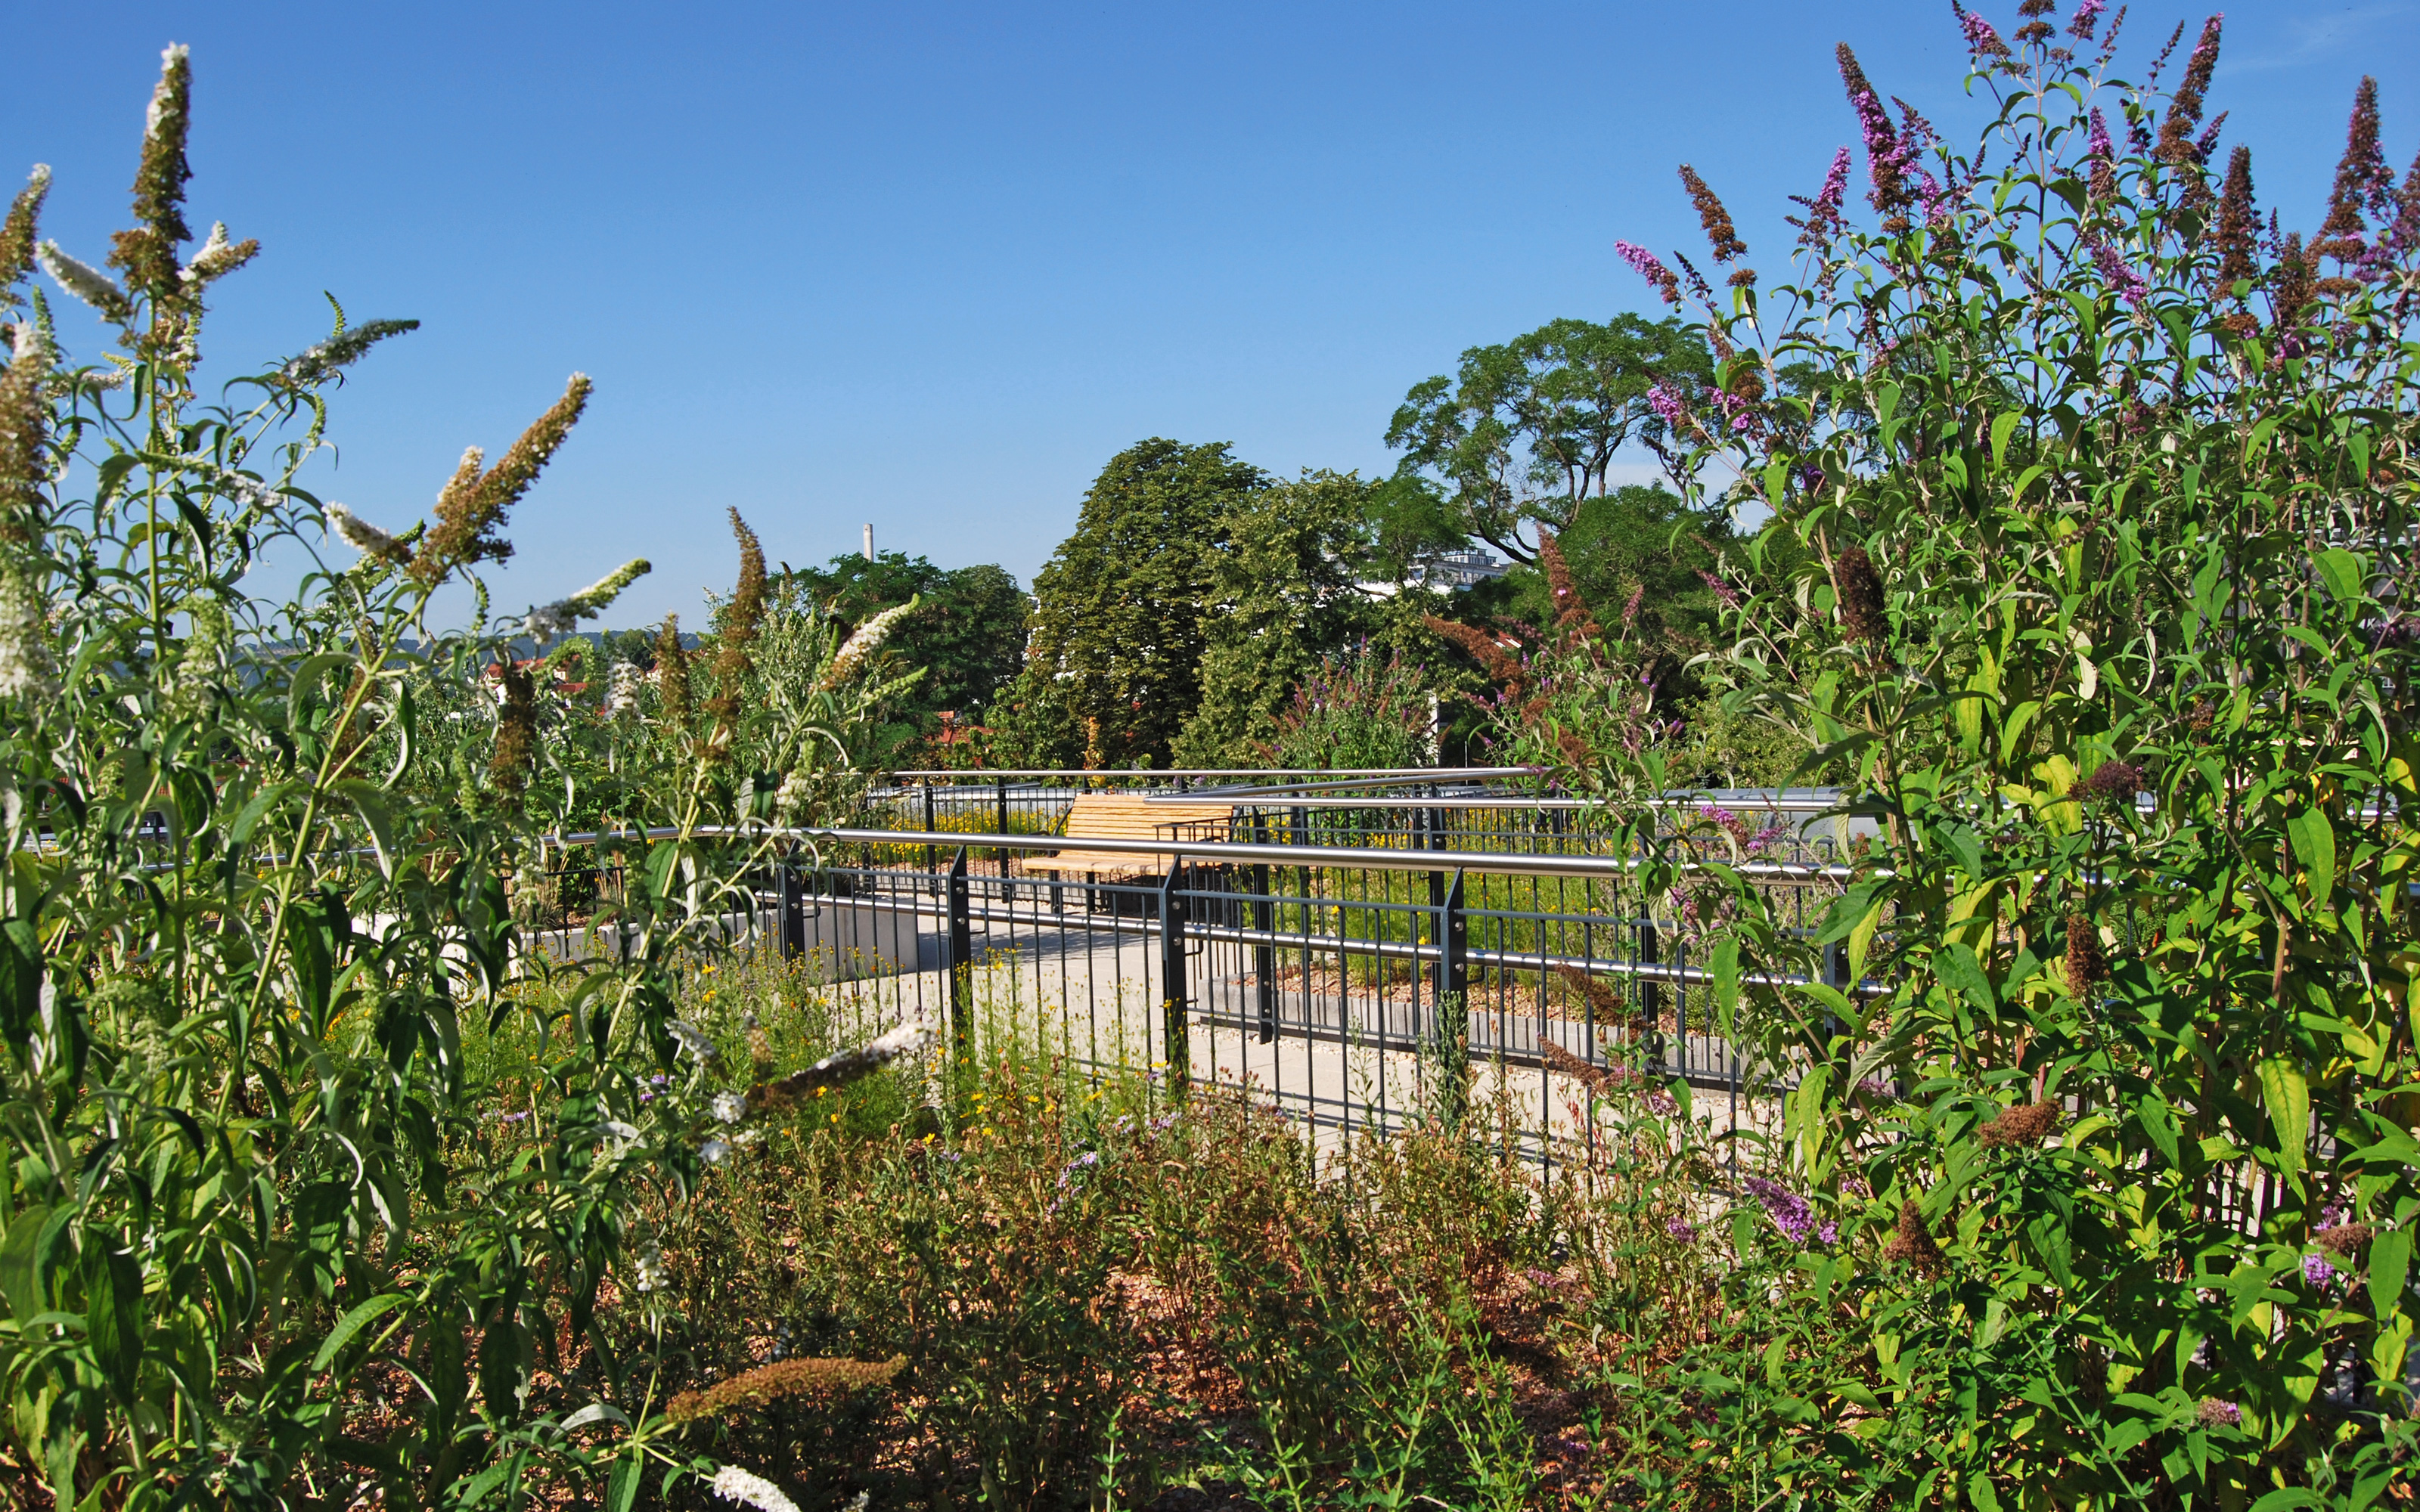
1061;793;1230;843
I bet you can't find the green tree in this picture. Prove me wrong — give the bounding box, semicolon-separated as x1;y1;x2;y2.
779;550;1027;761
1382;314;1712;565
1025;438;1267;767
1174;469;1387;766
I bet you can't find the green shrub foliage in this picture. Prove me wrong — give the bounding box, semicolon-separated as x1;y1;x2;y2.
1506;9;2420;1503
0;51;909;1508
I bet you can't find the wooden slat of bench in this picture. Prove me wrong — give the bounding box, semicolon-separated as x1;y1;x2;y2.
1013;794;1234;877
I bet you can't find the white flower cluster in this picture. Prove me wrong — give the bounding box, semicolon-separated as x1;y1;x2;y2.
524;558;650;646
0;565;57;701
631;1240;663;1294
326;503;411;565
8;319;45;373
667;1018;719;1063
772;767;814;823
209;467;278;512
710;1090;746;1123
818;596;917;690
179;222;251;288
708;1465;800;1512
146;45;189;140
36;242;127;318
603;660;647;718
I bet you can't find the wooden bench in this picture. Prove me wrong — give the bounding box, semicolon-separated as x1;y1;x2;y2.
1015;793;1235;879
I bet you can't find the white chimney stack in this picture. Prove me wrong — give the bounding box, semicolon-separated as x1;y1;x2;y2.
863;522;873;562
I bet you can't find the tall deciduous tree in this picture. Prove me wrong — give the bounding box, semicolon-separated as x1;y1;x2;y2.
1174;469;1387;766
1024;438;1267;767
1382;314;1712;565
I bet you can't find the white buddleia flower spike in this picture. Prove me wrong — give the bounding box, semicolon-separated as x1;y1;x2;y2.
667;1019;719;1063
147;45;190;139
9;320;46;373
36;243;129;319
708;1465;800;1512
818;596;918;690
525;558;650;646
603;660;647;717
0;564;58;700
325;503;411;566
180;222;228;284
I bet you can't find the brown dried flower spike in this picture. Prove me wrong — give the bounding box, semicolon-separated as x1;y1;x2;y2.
653;615;693;730
411;374;592;584
1977;1100;2061;1148
1679;165;1748;263
703;508;768;747
2065;912;2106;996
489;658;535;801
2316;1222;2376;1258
1833;546;1888;646
1882;1198;1944;1274
0;166;50;309
109;45;194;309
665;1355;905;1427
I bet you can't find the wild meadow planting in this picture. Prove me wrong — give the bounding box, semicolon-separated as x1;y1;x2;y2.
9;2;2420;1507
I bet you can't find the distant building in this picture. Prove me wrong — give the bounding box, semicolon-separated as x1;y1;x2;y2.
1357;545;1510;598
1420;547;1510;589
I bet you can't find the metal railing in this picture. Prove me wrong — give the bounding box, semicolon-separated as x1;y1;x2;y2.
525;818;1862;1169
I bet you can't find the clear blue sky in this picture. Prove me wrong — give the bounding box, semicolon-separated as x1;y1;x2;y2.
11;2;2415;627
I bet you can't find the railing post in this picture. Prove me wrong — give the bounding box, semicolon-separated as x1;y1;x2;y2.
922;782;938;878
1434;868;1469;1133
995;776;1010;874
1440;867;1467;1001
948;847;973;1083
1252;816;1275;1043
1159;857;1190;1093
1639;913;1665;1072
778;851;804;960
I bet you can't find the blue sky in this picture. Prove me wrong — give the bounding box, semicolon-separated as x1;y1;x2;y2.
11;2;2416;627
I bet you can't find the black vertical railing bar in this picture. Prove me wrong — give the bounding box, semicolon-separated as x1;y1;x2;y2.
995;776;1010;876
1159;860;1188;1100
947;847;973;1101
1252;816;1276;1046
923;783;938;879
1440;868;1468;1142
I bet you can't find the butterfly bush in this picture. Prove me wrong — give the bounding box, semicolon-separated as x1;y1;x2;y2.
0;48;930;1511
1499;2;2420;1501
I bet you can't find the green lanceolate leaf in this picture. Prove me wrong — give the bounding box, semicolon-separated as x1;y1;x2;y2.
2286;806;2336;907
2257;1058;2310;1188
